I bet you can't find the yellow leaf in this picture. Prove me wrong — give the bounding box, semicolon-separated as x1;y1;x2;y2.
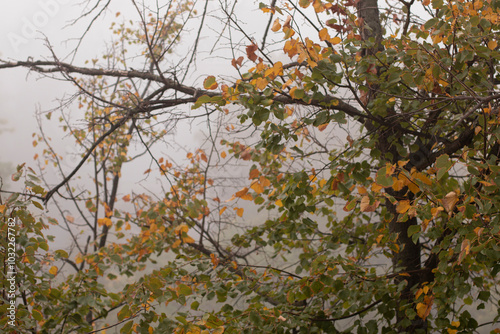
235;207;244;217
172;239;182;249
442;191;458;212
371;183;383;193
271;18;281;32
221;151;227;159
219;207;227;215
396;200;411;213
422;219;430;231
318;28;330;41
431;206;444;218
330;36;341;45
182;235;195;244
0;205;5;213
408;181;420;194
416;303;427;318
451;321;460;327
175;224;189;235
251;181;264;194
415;172;432;185
97;218;112;227
416;296;434;320
49;266;58;275
392;177;405;191
474;227;484;237
275;199;283;207
255;77;268;90
488;40;497;50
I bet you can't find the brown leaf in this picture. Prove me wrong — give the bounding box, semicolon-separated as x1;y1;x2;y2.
360;196;380;212
231;56;244;69
246;43;259;62
442;191;458;212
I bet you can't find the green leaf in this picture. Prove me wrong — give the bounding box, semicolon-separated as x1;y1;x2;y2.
478;291;490;302
179;284;193;296
120;321;134;333
376;167;393;187
191;301;200;310
435;154;451;169
192;95;213;109
203;76;218;90
32;309;43;321
117;305;130;321
249;310;262;326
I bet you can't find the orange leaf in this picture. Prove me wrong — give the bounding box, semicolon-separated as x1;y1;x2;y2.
318;28;330;42
416;295;434;319
97;218;112;227
271;18;281;32
317;123;328;131
235;187;250;198
259;176;271;187
458;239;470;264
219;207;227;215
488;40;497;50
122;194;131;202
241;193;254;201
221;151;227;159
249;169;260;179
396;200;411;213
235;207;244;217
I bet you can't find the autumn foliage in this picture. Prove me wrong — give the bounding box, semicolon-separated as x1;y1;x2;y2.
1;0;500;333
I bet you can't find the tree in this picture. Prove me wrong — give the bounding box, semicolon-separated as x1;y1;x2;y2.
1;0;500;333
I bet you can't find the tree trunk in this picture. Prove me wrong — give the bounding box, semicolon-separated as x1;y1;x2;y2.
356;0;426;331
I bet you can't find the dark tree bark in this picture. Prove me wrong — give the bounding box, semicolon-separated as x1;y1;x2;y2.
356;0;425;331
